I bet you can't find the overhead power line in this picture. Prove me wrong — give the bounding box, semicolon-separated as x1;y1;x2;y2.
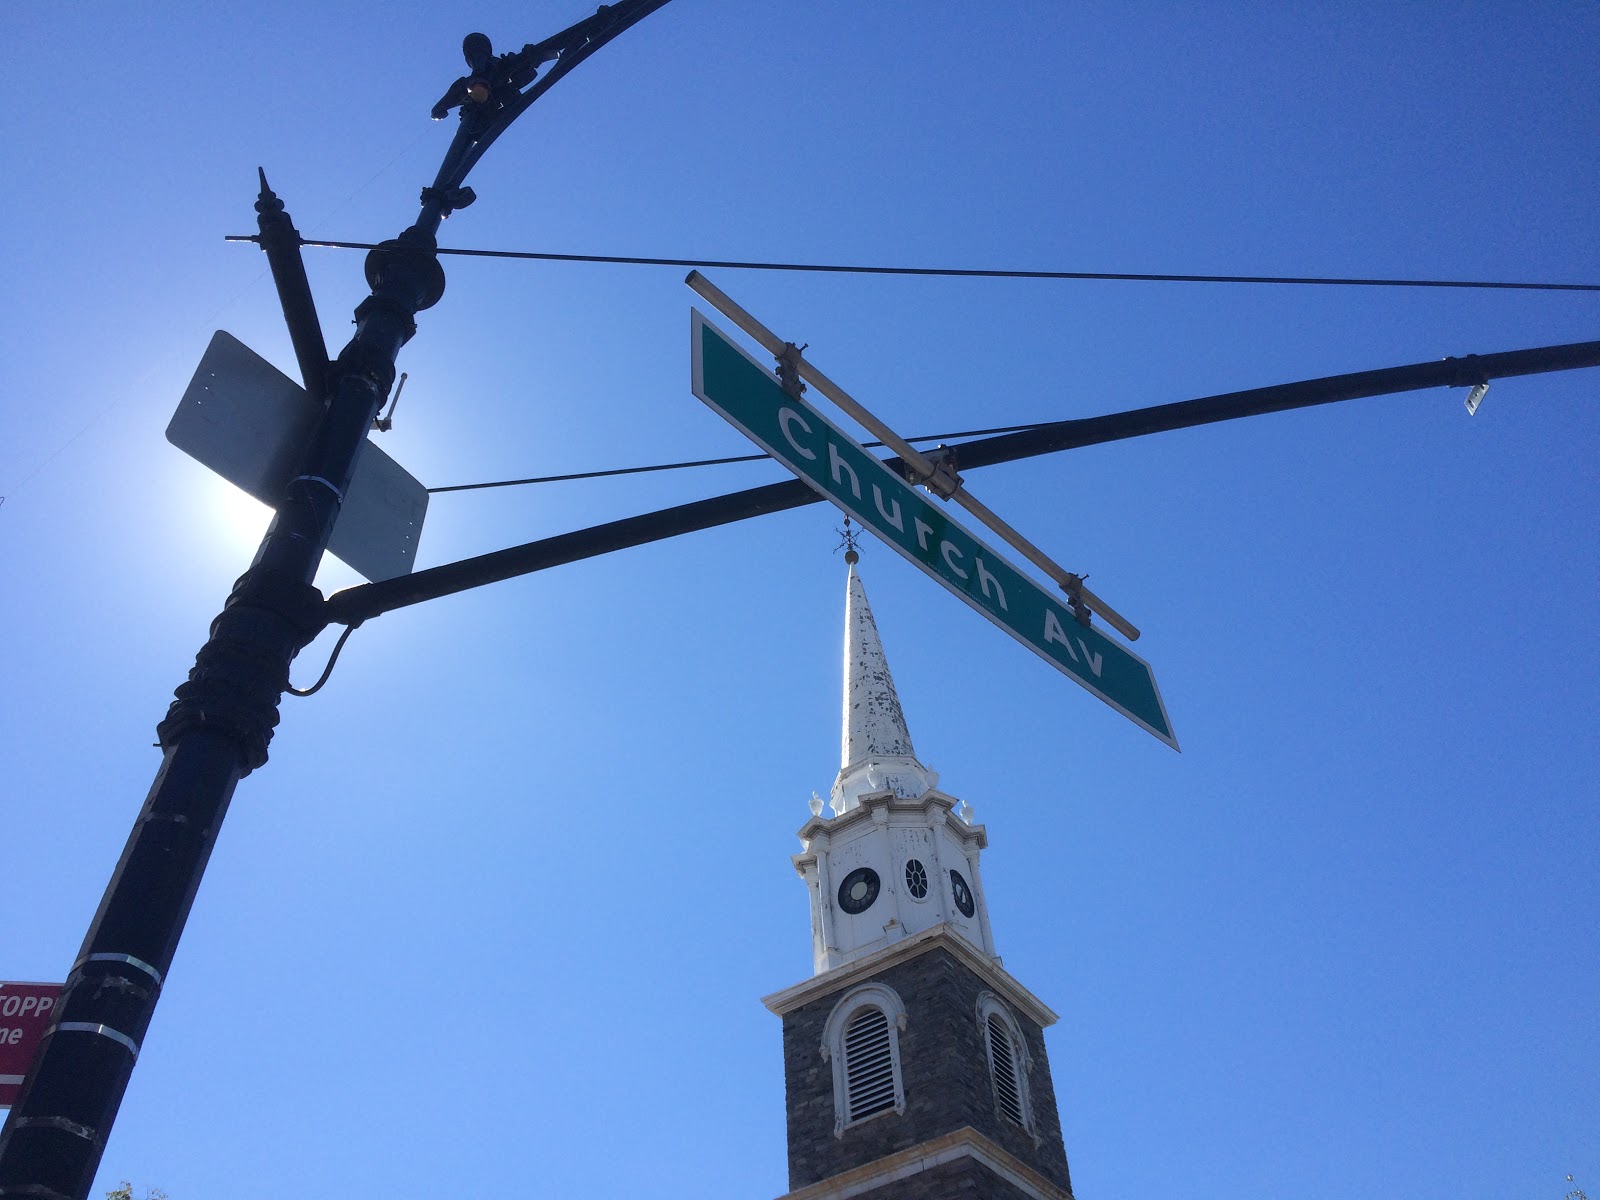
224;234;1600;293
426;423;1043;494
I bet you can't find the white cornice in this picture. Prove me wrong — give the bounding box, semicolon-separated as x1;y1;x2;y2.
793;788;987;863
773;1125;1074;1200
760;924;1057;1028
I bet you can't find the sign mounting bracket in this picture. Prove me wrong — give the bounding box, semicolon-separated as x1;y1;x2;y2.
685;270;1141;642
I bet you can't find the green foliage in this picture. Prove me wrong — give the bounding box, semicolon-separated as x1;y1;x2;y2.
105;1184;167;1200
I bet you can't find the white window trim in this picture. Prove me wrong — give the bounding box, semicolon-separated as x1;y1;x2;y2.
820;982;908;1136
976;991;1035;1137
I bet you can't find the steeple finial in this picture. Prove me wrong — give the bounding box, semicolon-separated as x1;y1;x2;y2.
831;556;938;812
836;516;860;565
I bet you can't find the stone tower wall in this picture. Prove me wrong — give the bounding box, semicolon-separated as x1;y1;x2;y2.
781;945;1071;1194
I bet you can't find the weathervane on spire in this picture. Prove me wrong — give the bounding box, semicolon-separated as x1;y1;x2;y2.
835;516;861;565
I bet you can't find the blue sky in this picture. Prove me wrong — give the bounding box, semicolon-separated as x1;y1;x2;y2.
2;4;1596;1199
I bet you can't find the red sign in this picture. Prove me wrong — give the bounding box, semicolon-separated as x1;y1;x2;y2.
0;982;64;1107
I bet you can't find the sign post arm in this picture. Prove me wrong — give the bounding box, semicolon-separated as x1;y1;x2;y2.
325;472;824;625
956;341;1600;467
326;337;1600;627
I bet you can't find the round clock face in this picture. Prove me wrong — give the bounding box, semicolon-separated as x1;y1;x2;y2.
949;869;975;918
838;867;881;914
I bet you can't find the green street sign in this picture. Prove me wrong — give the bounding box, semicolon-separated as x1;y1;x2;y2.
690;309;1177;749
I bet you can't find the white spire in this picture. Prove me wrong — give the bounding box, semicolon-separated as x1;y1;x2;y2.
831;563;938;812
842;563;914;762
788;550;994;974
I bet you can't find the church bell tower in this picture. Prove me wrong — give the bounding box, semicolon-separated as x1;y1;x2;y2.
762;552;1076;1200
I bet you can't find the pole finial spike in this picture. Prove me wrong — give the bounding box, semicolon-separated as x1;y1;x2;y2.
254;168;284;218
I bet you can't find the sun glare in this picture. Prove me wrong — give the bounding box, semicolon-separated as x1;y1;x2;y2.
201;476;273;557
187;474;369;590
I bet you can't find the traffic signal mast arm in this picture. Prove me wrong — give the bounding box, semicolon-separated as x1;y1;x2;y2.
323;335;1600;629
684;271;1142;640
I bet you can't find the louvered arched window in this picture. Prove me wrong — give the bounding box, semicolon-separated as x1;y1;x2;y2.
844;1007;896;1120
822;983;908;1134
977;993;1033;1132
986;1012;1025;1123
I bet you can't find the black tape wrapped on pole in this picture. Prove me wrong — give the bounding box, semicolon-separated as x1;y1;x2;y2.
0;7;676;1199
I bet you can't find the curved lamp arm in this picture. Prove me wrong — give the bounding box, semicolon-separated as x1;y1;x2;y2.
419;0;676;235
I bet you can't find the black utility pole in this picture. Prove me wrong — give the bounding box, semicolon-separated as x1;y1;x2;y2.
0;8;671;1199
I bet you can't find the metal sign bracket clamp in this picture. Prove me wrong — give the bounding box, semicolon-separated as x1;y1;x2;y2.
775;342;808;399
1062;572;1094;629
917;444;965;500
686;269;1143;642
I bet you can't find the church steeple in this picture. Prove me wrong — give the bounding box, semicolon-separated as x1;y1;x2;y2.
762;548;1076;1200
791;561;994;973
833;562;939;813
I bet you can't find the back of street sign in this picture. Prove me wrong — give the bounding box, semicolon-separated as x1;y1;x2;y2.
167;331;428;583
689;309;1177;749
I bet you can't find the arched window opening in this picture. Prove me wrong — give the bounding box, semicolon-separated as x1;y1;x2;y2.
844;1007;896;1120
821;983;908;1134
987;1013;1025;1125
977;992;1033;1134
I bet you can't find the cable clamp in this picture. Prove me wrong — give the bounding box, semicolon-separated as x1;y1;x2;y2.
75;953;164;989
56;1022;140;1059
916;444;964;500
6;1116;100;1147
1062;573;1093;629
1444;353;1491;416
291;474;344;502
775;342;808;399
418;185;477;217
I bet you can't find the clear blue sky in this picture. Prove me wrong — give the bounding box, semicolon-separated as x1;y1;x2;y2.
2;4;1596;1199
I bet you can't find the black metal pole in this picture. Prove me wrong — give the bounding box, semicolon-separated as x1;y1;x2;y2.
323;337;1600;626
0;8;674;1196
952;340;1600;468
255;168;331;398
0;183;443;1200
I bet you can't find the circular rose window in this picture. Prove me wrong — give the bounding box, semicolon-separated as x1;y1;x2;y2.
904;859;929;899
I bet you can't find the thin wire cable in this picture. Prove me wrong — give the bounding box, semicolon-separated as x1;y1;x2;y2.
3;134;435;509
426;423;1043;494
223;235;1600;293
300;126;434;241
0;261;270;506
430;451;767;492
287;624;358;696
